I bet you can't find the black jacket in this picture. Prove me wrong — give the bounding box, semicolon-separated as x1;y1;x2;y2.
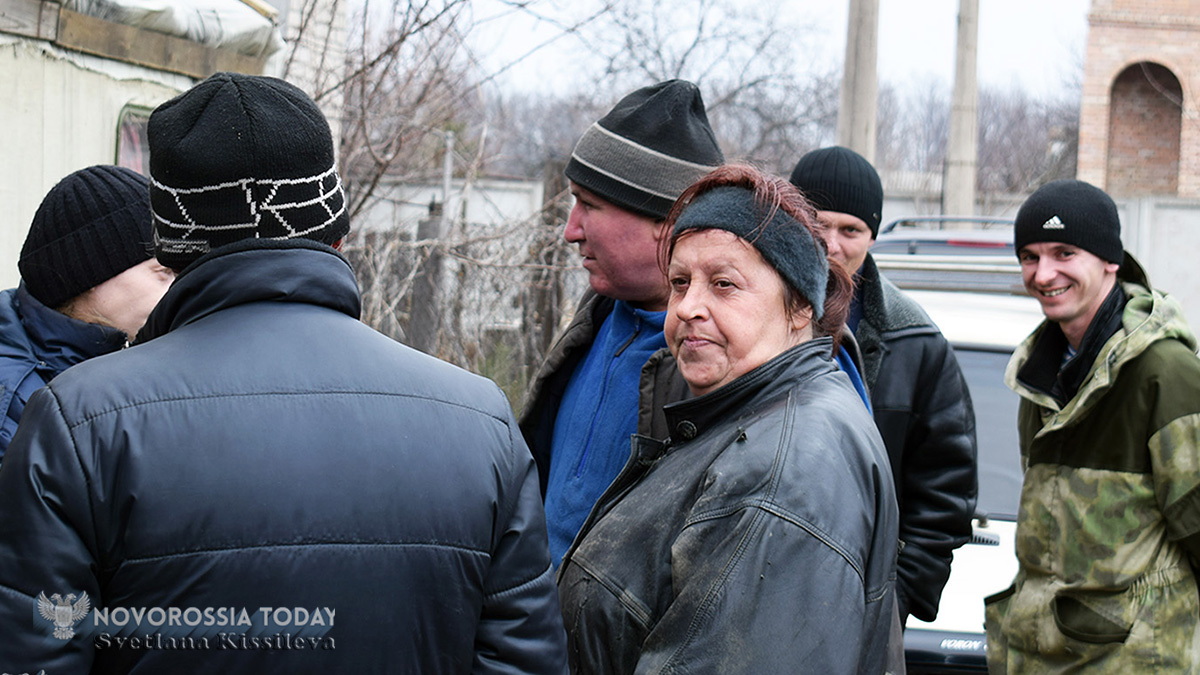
0;239;567;674
557;339;900;674
855;255;978;623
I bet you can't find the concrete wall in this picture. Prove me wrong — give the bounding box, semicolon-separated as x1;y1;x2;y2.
0;36;190;289
354;177;546;238
265;0;346;147
1117;195;1200;328
880;190;1025;228
352;177;549;337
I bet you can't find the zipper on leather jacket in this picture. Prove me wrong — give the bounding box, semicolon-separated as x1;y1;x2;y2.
559;435;668;576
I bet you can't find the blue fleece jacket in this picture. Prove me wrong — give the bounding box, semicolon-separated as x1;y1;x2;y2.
543;300;666;564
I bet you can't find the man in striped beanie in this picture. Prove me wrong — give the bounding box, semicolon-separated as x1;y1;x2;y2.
520;80;724;564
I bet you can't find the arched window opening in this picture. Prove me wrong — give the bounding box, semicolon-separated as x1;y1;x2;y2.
1106;62;1183;196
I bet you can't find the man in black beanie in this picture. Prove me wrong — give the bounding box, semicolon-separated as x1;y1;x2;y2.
986;179;1200;672
789;146;978;627
519;80;724;565
0;72;566;673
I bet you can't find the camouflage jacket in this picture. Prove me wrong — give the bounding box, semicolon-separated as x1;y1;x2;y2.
986;259;1200;673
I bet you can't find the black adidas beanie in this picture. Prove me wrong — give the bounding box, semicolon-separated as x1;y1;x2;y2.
1013;179;1124;265
149;72;350;270
565;80;724;219
789;146;884;237
20;165;154;309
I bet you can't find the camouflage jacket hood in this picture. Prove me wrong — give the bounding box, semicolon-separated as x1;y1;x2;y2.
1005;254;1198;423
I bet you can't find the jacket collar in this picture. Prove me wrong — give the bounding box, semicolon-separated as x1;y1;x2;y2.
1016;283;1126;406
12;282;128;370
858;255;933;334
136;239;361;344
853;254;937;388
662;337;836;446
1006;252;1198;424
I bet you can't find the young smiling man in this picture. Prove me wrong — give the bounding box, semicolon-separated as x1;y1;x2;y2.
519;80;724;564
986;179;1200;672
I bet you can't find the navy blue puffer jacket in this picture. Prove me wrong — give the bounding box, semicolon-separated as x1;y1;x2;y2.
0;239;567;674
0;283;127;459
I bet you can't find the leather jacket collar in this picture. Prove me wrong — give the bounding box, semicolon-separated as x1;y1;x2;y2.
662;337;835;445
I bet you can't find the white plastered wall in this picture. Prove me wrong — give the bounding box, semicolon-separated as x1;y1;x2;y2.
0;35;191;289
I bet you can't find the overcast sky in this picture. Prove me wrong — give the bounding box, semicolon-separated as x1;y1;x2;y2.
877;0;1089;97
470;0;1091;99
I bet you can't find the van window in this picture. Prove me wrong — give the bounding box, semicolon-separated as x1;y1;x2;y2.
956;347;1023;519
117;106;152;176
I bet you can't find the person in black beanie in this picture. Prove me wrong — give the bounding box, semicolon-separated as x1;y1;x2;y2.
0;72;566;674
518;80;725;566
986;179;1200;672
789;146;978;628
0;164;173;460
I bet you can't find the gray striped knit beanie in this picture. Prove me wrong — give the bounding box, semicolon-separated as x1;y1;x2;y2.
565;80;724;219
148;72;349;271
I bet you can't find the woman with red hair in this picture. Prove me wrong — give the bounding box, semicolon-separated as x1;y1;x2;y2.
557;164;901;674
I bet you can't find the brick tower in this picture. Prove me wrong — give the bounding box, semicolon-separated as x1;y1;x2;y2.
1078;1;1200;197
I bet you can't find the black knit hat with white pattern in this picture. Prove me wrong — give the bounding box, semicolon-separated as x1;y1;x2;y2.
148;72;349;270
20;165;154;308
565;80;724;219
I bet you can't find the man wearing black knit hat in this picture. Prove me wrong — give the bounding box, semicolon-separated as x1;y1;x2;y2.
789;146;978;628
519;80;724;564
0;72;566;673
985;179;1200;672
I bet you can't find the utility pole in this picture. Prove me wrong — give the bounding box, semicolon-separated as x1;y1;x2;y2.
837;0;879;162
409;130;454;355
943;0;979;219
442;129;454;234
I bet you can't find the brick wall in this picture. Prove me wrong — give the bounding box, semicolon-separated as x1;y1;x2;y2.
1106;63;1182;195
1078;0;1200;197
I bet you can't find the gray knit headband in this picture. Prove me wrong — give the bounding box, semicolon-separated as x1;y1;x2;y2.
672;186;828;319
